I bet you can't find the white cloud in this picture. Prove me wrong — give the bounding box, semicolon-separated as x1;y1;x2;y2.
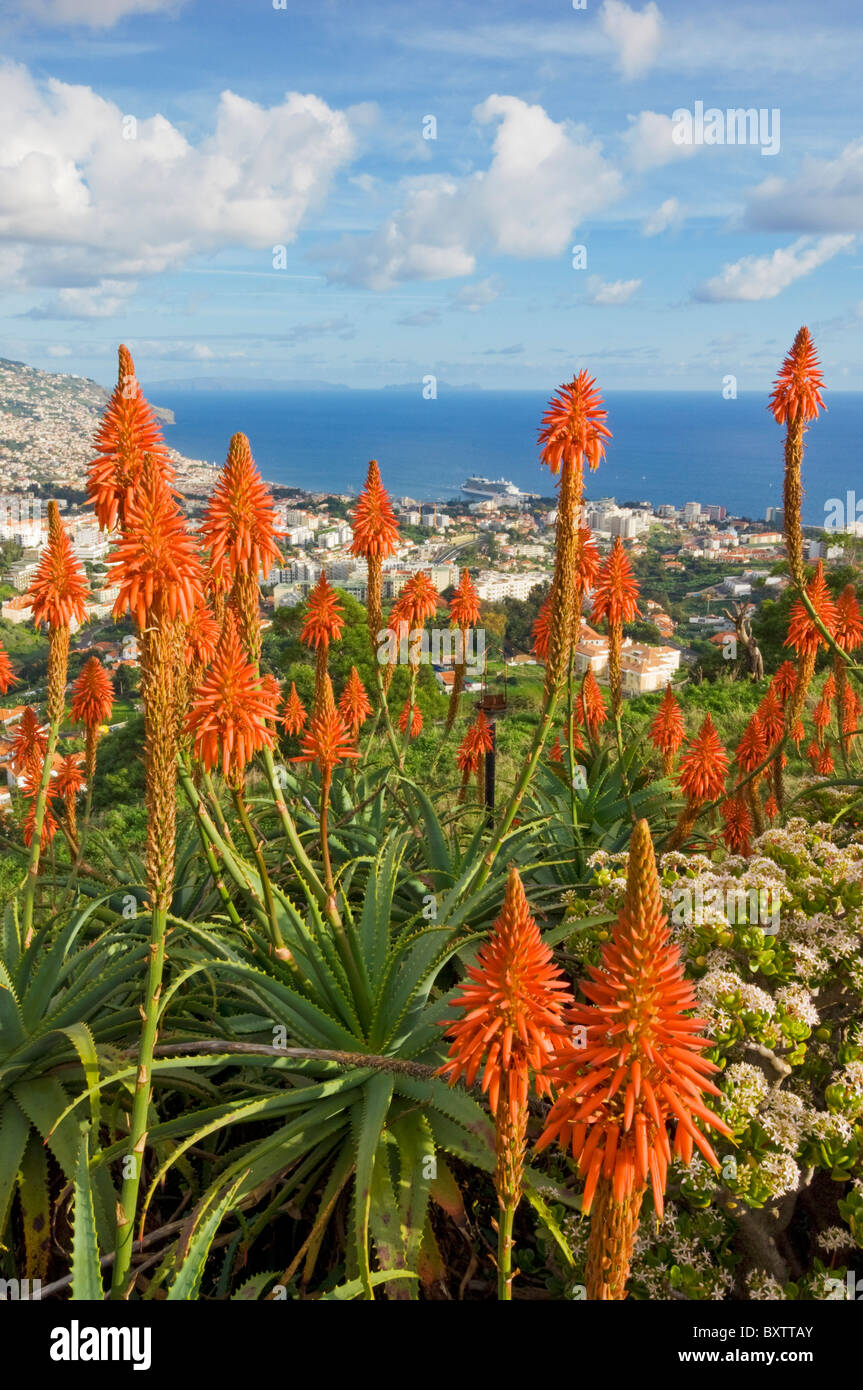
22;279;136;318
587;275;641;305
623;110;699;170
599;0;663;80
643;196;682;235
0;60;356;304
747;139;863;234
13;0;184;26
453;277;500;311
327;95;623;289
694;234;855;302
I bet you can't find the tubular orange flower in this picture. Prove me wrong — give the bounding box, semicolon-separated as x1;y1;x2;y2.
398;699;423;738
575;526;601;596
185;603;221;668
88;345;175;532
722;794;753;857
591;537;640;629
785;562;837;659
649;683;685;772
770;661;798;702
764;793;779;820
300;572;346;651
23;785;58;850
843;688;862;749
834;585;863;652
441;866;574;1298
187;612;278;781
549;735;563;764
678;714;729;805
538;371;611;478
591;537;640;719
812;696;831;738
790;718;805;749
816;742;835;775
350;459;399;560
578;668;608;736
531;596;552;660
108;457;205;629
352;459;399;663
200;433;282;581
55;751;85;841
440;865;573;1109
8;707;48;778
281;682;307;736
339;667;372;734
444;569;482;731
295;675;359;773
27;505;89;631
55;752;85;798
449;569;481;630
538;820;731;1300
391;570;441;632
71;657;115;730
757;688;785;747
0;640;17;695
769;328;825;583
736;716;767;772
769;326;825;427
456;709;494;775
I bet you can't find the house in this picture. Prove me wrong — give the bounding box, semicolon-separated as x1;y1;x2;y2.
573;631;681;696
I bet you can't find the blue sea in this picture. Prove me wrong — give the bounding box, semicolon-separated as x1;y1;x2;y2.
156;389;863;525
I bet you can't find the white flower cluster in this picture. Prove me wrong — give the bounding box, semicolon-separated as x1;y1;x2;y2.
817;1225;856;1253
746;1269;787;1300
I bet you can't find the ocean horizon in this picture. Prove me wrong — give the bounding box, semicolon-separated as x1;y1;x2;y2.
158;389;863;525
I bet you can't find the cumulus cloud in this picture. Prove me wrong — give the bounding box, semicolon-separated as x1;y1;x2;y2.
694;234;854;302
326;95;622;289
622;110;699;170
453;277;501;311
13;0;184;26
0;60;356;306
643;196;682;235
21;279;136;319
746;139;863;234
587;275;641;304
599;0;663;80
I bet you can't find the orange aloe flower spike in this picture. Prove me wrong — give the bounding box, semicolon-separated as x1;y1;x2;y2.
70;657;115;729
538;370;611;479
108;457;204;629
538;820;731;1239
768;326;825;426
186;611;278;779
200;433;283;581
350;460;399;560
678;713;729;804
0;640;17;695
294;674;359;773
27;509;89;631
281;682;308;737
449;569;481;631
88;344;176;532
300;572;346;651
338;667;373;733
649;683;685;758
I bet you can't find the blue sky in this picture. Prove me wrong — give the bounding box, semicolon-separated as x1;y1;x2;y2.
0;0;861;390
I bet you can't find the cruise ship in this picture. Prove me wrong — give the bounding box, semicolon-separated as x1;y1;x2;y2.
461;475;524;500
